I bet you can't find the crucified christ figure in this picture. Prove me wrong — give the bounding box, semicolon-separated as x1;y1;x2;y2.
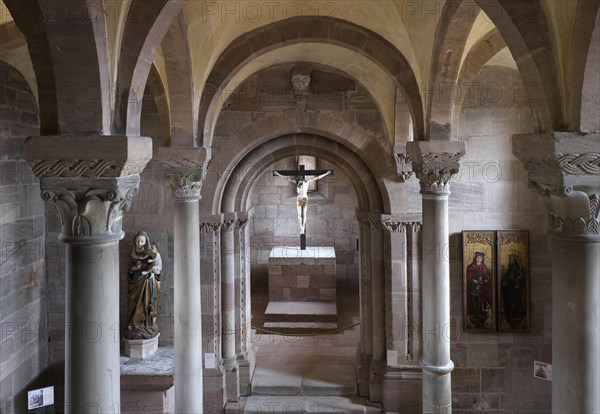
274;170;332;234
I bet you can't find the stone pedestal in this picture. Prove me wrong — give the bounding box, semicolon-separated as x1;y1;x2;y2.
268;246;336;302
124;333;160;359
120;347;175;414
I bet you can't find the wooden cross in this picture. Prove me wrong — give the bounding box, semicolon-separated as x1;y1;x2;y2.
273;165;334;249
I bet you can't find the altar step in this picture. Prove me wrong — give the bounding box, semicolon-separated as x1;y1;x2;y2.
225;396;381;414
264;301;338;321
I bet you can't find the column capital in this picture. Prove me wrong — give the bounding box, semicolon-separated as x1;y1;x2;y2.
513;132;600;239
40;175;140;244
23;135;150;244
382;214;423;233
406;141;466;195
159;147;210;201
25;135;153;178
394;145;414;182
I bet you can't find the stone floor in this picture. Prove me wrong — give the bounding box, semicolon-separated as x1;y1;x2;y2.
249;292;365;398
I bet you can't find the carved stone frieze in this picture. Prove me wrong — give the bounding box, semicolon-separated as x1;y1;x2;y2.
513;132;600;238
406;141;466;195
25;135;153;179
40;175;140;244
383;221;407;233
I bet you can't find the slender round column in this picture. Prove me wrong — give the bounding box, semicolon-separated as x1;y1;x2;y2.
408;141;465;414
221;219;237;365
173;196;203;412
551;235;600;413
164;169;205;413
420;191;453;413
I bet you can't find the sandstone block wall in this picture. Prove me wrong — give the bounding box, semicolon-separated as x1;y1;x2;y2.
0;62;48;413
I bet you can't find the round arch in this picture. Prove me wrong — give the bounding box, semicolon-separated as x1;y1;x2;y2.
197;16;424;145
201;110;396;216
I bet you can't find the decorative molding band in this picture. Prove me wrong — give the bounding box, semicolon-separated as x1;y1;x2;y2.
30;159;145;178
161;158;206;170
166;172;203;200
40;175;140;244
419;359;455;375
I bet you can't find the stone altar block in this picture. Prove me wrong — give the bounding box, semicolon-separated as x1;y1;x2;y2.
268;246;336;302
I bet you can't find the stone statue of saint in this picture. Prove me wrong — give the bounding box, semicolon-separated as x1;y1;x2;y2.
127;231;162;339
274;170;332;234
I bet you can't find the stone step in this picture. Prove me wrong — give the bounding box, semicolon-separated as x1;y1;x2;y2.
251;371;356;396
264;301;338;324
225;396;381;414
262;322;339;334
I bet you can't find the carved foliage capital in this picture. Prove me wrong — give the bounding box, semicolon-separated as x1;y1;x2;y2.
530;183;600;237
40;175;140;244
200;222;222;234
166;172;203;200
222;219;236;232
395;153;414;182
407;141;465;195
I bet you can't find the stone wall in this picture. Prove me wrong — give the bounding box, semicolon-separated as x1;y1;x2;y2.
249;158;359;291
448;65;552;413
0;62;48;413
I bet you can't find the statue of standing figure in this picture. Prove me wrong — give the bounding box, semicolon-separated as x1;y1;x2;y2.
274;170;332;234
127;231;162;339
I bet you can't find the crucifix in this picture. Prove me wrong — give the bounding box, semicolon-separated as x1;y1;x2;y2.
273;165;334;249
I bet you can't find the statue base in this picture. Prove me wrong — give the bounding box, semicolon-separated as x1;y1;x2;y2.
124;333;160;359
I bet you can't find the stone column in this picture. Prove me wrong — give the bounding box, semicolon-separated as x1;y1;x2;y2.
513;132;600;414
369;215;386;403
159;148;208;413
356;214;373;397
221;215;240;401
25;135;152;413
235;212;254;395
407;141;465;414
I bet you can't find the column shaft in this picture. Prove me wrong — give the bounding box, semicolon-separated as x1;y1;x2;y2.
65;242;120;413
174;199;203;413
421;194;452;413
221;225;236;362
552;237;600;413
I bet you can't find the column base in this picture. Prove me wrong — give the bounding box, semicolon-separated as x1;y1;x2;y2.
369;360;385;403
123;333;160;359
203;366;226;414
383;366;422;413
237;349;256;396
